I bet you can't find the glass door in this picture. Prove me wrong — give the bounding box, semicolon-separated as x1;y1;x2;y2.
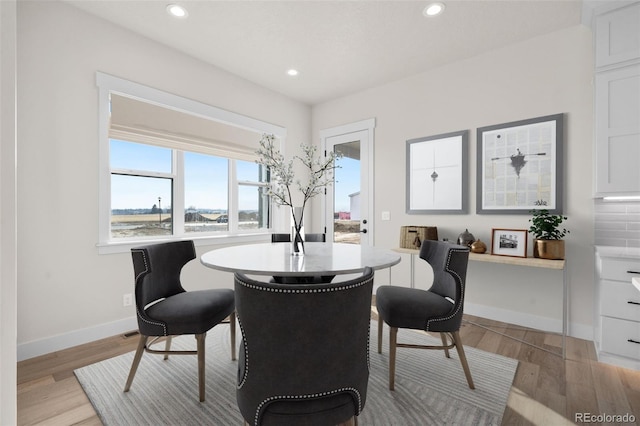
324;129;372;245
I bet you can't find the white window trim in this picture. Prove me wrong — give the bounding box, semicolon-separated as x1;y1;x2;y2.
96;72;286;254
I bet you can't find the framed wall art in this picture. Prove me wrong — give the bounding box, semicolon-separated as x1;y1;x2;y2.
491;228;528;258
476;114;563;214
406;130;468;214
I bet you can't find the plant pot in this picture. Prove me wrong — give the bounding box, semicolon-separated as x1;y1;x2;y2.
533;239;565;260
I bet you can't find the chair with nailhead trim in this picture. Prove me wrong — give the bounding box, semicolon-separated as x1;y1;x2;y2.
234;267;374;426
270;233;326;243
375;240;475;390
270;233;291;243
303;233;326;242
124;240;236;402
270;233;333;283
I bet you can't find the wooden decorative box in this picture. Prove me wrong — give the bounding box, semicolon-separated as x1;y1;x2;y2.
399;226;438;249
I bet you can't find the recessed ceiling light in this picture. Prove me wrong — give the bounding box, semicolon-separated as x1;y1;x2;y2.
423;2;445;17
166;4;188;18
287;69;299;77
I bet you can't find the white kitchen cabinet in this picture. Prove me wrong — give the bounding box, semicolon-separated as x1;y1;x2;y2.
595;2;640;68
595;64;640;195
595;247;640;370
594;2;640;196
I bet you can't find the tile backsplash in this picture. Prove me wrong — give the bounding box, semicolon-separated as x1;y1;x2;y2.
594;200;640;247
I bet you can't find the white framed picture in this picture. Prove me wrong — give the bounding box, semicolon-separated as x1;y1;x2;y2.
406;130;468;214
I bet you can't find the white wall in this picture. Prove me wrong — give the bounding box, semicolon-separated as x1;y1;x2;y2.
16;1;310;359
312;25;595;339
1;0;18;421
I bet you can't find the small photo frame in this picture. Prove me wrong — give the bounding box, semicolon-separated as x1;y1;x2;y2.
491;228;528;258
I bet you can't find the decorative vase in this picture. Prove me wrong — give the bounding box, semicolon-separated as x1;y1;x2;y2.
533;239;565;260
291;207;305;256
470;239;487;254
457;229;475;247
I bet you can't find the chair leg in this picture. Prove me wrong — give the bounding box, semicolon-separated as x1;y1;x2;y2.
337;416;357;426
230;311;237;361
196;333;206;402
163;336;172;360
440;333;451;358
124;334;148;392
389;327;398;391
452;331;475;389
377;315;383;354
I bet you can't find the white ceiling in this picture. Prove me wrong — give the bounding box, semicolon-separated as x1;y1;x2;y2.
65;0;585;106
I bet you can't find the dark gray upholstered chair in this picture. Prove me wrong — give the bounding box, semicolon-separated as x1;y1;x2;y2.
304;233;326;242
375;240;475;390
234;268;374;426
302;234;333;281
270;233;326;243
271;233;291;243
270;233;332;283
124;240;236;402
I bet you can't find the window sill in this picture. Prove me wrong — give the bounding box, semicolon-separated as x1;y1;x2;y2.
96;232;272;255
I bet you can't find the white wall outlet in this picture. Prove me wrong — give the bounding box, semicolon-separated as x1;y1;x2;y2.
123;293;133;307
381;211;391;221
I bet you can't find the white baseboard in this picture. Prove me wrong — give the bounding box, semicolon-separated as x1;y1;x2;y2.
596;351;640;370
465;303;594;342
17;316;138;361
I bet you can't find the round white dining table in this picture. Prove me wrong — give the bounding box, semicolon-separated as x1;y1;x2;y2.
200;242;401;277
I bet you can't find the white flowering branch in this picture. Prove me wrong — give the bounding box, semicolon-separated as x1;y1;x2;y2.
255;133;340;230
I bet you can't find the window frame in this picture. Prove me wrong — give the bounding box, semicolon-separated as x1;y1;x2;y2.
110;142;270;240
96;72;286;254
236;167;271;230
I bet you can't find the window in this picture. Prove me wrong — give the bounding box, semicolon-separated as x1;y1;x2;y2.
96;72;286;252
109;138;270;240
237;160;270;230
184;151;229;233
110;140;174;238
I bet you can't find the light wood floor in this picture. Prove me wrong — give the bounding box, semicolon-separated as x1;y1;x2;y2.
16;314;640;425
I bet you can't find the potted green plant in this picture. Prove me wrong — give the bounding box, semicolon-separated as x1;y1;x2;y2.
528;208;569;260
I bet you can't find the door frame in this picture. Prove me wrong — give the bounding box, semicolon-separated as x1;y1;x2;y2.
320;118;375;246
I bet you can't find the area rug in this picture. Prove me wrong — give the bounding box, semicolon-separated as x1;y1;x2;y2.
75;322;518;425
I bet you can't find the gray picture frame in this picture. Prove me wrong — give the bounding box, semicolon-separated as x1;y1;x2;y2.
406;130;468;214
476;114;564;214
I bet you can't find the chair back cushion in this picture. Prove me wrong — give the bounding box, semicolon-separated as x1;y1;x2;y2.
419;240;470;331
131;240;196;335
271;233;291;243
234;268;374;426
